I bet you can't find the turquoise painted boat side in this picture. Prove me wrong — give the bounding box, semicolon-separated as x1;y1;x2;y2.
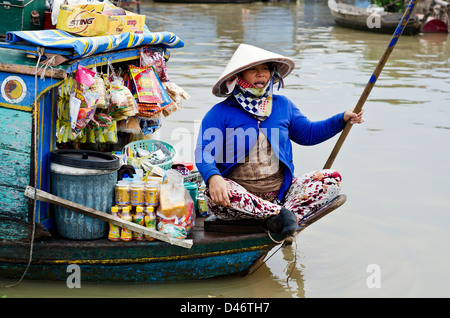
0;106;32;240
0;250;268;282
0;228;278;282
0;79;59;240
0;46;142;241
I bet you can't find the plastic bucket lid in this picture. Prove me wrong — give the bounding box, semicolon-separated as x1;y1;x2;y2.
50;149;120;171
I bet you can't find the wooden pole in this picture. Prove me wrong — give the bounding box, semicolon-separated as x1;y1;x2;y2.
323;0;419;169
24;186;193;249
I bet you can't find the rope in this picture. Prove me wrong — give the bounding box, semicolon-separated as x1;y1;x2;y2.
38;55;56;80
285;237;299;285
0;47;43;288
266;230;285;244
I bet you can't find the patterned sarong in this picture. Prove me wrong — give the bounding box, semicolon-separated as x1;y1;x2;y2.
205;170;342;223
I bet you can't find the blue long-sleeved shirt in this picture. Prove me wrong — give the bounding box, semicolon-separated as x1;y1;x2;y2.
194;94;346;201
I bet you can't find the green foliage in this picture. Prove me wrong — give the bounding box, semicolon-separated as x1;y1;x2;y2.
372;0;406;12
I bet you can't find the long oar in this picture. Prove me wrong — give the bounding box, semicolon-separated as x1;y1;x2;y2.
323;0;419;169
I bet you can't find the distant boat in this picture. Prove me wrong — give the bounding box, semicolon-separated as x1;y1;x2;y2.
421;16;448;32
152;0;255;3
419;0;449;33
328;0;422;35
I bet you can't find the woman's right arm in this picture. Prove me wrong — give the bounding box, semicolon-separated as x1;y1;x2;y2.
195;107;231;206
207;174;232;207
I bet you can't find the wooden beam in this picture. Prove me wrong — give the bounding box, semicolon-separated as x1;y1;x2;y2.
24;186;192;249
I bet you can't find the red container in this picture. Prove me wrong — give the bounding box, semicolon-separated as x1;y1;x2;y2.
44;11;55;30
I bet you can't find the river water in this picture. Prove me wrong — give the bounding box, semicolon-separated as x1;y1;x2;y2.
2;0;450;298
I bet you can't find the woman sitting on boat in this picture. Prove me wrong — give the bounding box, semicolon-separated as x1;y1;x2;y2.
194;44;364;239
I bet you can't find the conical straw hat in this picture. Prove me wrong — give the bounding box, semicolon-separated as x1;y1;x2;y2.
212;43;295;97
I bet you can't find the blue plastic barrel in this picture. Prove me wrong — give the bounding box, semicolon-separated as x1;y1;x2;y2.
50;150;120;240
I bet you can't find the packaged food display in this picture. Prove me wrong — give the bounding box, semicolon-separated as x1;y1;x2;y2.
49;26;193;244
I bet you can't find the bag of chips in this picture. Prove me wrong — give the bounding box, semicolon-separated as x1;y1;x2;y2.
129;65;163;104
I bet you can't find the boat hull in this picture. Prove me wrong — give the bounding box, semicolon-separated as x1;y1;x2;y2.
0;219;278;282
328;0;422;35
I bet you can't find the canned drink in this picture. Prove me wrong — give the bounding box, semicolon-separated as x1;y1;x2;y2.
145;181;160;206
130;181;145;206
197;194;208;216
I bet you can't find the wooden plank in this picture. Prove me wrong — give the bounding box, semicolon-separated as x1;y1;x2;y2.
24;186;193;249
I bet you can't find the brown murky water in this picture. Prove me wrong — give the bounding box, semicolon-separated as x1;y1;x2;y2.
2;0;449;298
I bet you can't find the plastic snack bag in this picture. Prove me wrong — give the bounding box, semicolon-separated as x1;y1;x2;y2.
71;90;98;137
105;119;118;143
70;65;98;137
154;69;174;112
129;65;163;104
91;74;107;109
162;81;190;117
157;170;195;239
139;47;169;82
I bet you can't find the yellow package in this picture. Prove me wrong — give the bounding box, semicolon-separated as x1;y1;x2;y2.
56;4;146;37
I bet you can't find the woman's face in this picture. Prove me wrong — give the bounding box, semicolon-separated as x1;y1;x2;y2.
240;63;271;88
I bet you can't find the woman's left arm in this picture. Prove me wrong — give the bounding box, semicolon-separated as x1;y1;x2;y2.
287;99;364;146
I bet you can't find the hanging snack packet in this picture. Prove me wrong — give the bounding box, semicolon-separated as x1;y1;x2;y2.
140;47;169;82
108;85;130;120
105;119;118;143
137;103;161;118
75;65;96;87
72;90;98;137
129;65;163;104
154;69;173;111
140;118;162;135
90;74;107;109
70;65;98;137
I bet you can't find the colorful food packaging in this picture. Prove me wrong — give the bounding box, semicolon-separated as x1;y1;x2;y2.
140;47;169;82
156;170;195;239
56;3;145;37
129;65;163;104
69;65;99;137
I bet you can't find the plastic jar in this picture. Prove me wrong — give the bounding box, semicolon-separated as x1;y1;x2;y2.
115;180;131;205
145;181;160;207
130;181;145;206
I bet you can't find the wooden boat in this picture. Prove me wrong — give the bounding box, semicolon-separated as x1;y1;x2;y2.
420;0;449;33
328;0;422;35
0;28;347;283
0;193;346;282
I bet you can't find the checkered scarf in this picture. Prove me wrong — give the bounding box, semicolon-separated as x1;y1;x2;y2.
231;70;283;121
